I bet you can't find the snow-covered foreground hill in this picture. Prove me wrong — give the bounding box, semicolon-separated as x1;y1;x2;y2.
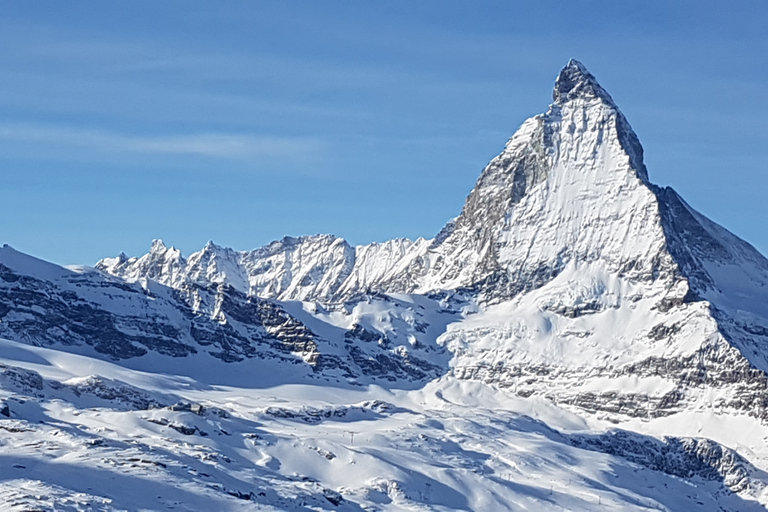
2;337;766;511
4;60;768;510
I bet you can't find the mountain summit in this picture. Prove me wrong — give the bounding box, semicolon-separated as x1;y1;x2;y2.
553;59;615;105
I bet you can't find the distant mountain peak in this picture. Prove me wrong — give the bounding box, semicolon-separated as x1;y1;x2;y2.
553;59;615;106
150;239;168;252
202;240;221;251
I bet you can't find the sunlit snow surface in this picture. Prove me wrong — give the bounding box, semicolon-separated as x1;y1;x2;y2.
0;337;765;511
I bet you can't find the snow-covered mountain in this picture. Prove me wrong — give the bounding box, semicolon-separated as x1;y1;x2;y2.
97;59;768;423
3;60;768;510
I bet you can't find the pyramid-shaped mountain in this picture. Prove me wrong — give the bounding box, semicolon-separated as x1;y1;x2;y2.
1;60;768;413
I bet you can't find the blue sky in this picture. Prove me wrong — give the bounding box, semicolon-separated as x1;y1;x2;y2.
2;1;768;265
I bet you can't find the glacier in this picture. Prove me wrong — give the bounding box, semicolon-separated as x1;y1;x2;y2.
2;59;768;510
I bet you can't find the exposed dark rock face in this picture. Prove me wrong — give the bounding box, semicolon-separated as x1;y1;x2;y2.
262;400;398;425
570;430;752;494
0;263;193;359
0;362;44;395
452;342;768;423
62;376;170;410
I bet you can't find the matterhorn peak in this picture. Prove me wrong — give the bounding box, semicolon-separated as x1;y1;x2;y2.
553;59;616;106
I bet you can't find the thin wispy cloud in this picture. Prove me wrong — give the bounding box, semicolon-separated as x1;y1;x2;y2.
0;123;325;161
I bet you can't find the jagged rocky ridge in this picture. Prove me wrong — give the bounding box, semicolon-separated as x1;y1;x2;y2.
0;246;449;383
568;430;758;495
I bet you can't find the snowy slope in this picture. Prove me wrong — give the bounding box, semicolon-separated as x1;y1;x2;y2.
2;337;766;511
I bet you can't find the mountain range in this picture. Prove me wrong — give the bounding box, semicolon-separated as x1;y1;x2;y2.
2;60;768;510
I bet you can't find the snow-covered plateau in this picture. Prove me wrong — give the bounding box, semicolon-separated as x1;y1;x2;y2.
2;60;768;510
